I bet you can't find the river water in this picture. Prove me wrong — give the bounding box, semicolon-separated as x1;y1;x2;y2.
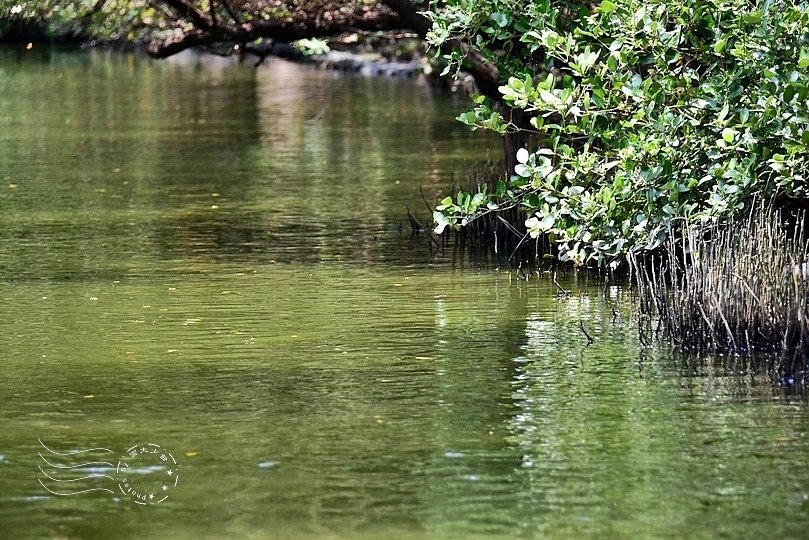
1;48;808;539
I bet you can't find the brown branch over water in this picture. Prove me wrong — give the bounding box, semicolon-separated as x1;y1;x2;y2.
146;1;407;58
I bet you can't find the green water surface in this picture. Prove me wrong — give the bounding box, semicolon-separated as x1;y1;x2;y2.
0;48;808;540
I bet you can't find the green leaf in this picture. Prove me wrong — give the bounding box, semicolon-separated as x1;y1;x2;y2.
539;90;562;107
491;12;509;28
433;211;449;234
713;36;728;55
471;193;487;208
515;164;532;177
516;148;530;164
599;0;617;13
436;197;453;210
717;102;730;123
800;47;809;70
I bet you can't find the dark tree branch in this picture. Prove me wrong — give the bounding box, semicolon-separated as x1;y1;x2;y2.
580;319;594;344
148;29;214;58
220;0;241;25
209;0;217;28
147;3;405;58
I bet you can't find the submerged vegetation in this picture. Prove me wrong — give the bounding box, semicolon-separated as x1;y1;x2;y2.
632;205;809;369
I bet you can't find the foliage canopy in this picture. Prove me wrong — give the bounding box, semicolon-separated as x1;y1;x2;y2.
428;0;809;265
0;1;147;41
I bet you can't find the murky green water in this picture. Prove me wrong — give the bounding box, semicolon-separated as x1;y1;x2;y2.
1;48;808;539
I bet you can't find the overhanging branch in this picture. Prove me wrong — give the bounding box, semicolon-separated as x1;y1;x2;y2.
147;2;405;58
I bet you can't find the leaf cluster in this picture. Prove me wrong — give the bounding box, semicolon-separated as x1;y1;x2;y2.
429;0;809;265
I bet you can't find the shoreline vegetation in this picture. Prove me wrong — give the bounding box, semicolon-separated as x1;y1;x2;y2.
2;1;808;374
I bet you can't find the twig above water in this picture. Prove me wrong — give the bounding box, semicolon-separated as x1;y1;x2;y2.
496;215;523;238
553;273;570;297
419;186;433;217
580;320;594;344
406;206;424;232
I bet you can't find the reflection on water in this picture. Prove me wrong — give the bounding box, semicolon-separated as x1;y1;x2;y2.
1;48;808;540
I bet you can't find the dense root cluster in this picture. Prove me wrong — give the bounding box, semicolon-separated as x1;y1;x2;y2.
633;206;809;371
